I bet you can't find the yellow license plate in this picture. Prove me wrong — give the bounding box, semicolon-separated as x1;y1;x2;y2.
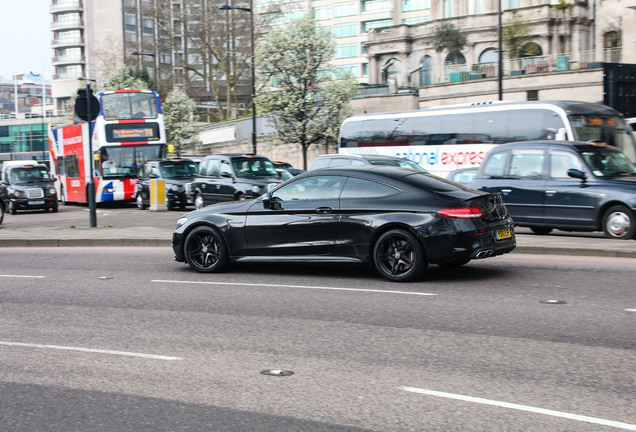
495;228;512;240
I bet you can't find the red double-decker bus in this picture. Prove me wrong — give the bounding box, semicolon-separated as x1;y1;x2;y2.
48;89;167;204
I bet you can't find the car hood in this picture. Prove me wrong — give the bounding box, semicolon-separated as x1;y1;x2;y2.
165;177;196;187
10;181;55;189
185;198;257;218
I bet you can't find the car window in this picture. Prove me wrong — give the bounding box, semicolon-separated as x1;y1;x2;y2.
482;151;508;176
220;161;232;176
581;148;636;177
340;177;399;199
549;151;582;179
272;176;346;201
310;158;331;170
508;150;545;178
204;159;221;177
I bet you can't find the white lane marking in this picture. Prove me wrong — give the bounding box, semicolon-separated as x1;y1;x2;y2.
152;280;437;296
0;275;45;278
0;341;182;361
400;387;636;431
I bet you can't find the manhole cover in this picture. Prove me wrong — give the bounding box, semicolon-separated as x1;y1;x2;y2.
261;369;294;377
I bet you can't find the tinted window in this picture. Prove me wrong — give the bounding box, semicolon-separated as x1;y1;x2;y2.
341;177;399;199
272;176;346;201
311;158;332;169
549;151;582;178
482;151;508;176
508;149;545;178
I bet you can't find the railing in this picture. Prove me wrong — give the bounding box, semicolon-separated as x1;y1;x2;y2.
442;48;621;83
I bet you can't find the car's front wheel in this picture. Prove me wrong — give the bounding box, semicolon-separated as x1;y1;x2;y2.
194;193;205;210
136;193;147;210
183;226;229;273
602;205;635;239
373;229;427;282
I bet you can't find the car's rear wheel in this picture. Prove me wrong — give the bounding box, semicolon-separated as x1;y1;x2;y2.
602;205;635;239
530;227;553;235
373;229;427;282
184;226;229;273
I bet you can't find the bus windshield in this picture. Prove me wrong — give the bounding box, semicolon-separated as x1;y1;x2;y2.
569;114;636;162
101;144;164;178
101;92;159;120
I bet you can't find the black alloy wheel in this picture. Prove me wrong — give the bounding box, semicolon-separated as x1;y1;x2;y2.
183;226;229;273
602;205;636;239
373;229;427;282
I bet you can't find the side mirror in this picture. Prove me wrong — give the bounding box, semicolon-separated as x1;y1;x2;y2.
220;172;233;178
567;168;587;181
262;195;271;209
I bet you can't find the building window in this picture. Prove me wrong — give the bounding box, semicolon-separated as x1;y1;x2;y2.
313;6;331;20
403;16;430;25
502;0;520;10
334;23;358;38
333;2;358;17
443;0;453;17
362;0;391;13
467;0;482;14
335;43;359;59
335;64;360;78
362;63;369;77
420;55;434;85
362;19;392;33
402;0;430;12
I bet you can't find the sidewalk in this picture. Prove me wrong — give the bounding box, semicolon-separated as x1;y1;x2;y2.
1;209;635;258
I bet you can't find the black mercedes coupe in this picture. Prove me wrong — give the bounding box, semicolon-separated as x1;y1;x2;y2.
172;165;516;282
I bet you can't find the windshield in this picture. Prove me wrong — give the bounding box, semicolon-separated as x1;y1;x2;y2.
232;158;278;179
9;167;50;184
101;92;159;120
160;161;199;179
569;114;636;163
101;144;164;178
580;148;636;177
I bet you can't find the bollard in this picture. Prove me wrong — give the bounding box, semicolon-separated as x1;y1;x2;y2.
149;179;167;211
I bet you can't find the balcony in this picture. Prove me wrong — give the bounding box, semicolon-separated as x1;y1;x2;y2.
52;37;84;48
49;1;83;14
51;18;84;31
443;48;621;83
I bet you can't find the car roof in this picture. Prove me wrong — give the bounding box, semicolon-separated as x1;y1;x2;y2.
315;154;409;161
491;140;620;152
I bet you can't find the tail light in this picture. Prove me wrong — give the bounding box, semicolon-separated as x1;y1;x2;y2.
437;207;485;219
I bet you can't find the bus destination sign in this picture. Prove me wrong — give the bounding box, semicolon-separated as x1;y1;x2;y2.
105;123;160;142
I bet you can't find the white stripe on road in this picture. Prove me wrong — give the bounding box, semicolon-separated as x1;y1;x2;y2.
0;275;45;278
152;280;437;296
0;341;182;361
400;386;636;431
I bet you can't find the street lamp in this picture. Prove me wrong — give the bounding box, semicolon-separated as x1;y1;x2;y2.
219;1;257;155
131;51;157;92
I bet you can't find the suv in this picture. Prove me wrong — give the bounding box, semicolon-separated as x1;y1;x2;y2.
309;154;426;171
465;140;636;239
135;158;199;210
190;154;284;209
1;162;58;214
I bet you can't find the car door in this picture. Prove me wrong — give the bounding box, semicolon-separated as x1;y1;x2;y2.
244;175;345;256
543;149;598;228
476;148;547;225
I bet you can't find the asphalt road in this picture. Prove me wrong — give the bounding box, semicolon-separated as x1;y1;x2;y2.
1;247;634;431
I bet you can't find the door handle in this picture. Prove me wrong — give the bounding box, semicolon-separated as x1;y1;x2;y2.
501;189;511;193
546;190;557;195
315;207;332;214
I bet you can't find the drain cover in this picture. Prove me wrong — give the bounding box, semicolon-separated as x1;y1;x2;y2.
261;369;294;377
540;299;567;305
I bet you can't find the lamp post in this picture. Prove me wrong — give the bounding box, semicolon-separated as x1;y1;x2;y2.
219;1;257;155
497;0;503;101
131;51;157;91
30;71;47;160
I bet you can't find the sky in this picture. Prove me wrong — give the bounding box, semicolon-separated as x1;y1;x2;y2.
0;0;53;81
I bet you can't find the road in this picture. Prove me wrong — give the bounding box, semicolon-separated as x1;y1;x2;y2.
1;247;634;431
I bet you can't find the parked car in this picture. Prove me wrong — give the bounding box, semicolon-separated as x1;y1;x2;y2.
0;182;6;224
172;165;516;282
1;162;58;214
309;154;426;172
190;154;285;209
465;140;636;239
135;158;199;210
